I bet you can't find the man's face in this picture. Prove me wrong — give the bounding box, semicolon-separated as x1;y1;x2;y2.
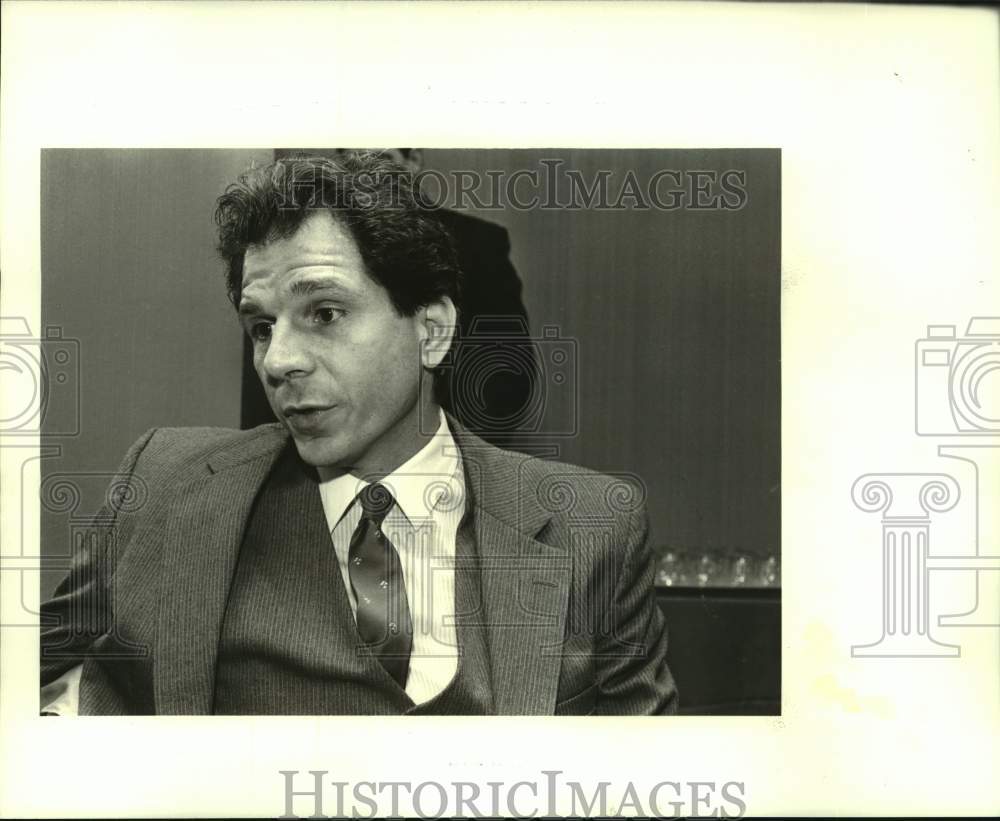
239;211;428;473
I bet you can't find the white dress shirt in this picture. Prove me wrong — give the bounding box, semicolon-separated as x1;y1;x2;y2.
317;410;466;705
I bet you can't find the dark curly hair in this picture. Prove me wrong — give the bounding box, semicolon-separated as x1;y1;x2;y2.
214;152;461;316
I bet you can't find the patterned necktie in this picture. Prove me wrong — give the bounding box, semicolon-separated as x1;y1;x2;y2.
347;483;412;689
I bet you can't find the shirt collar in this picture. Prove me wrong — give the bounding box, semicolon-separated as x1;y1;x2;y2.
316;409;463;531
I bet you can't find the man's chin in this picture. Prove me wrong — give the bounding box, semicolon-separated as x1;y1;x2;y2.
288;432;355;470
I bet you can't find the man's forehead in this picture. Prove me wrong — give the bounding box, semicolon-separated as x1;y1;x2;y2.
241;212;361;286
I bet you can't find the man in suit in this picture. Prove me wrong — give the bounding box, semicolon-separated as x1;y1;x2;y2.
39;153;677;716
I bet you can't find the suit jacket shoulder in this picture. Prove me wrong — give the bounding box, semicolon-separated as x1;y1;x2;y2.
449;422;648;540
515;451;643;509
130;422;645;535
128;424;287;482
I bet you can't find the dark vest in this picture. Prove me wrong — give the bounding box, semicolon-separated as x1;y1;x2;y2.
212;444;495;715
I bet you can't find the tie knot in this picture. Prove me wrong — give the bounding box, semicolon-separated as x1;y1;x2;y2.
358;482;394;523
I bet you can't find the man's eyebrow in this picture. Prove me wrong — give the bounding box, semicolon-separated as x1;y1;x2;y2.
238;277;356;316
287;277;355;298
237;299;263;318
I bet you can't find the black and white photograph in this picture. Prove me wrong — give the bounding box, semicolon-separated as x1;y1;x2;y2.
36;147;780;717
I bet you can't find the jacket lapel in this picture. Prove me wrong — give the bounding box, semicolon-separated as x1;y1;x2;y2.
154;426;287;714
450;419;571;715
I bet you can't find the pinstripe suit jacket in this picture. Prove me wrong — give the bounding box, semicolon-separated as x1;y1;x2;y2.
40;417;678;715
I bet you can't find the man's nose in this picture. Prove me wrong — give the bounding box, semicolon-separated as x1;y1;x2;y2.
261;322;314;383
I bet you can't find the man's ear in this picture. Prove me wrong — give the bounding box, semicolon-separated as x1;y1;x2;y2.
418;296;457;369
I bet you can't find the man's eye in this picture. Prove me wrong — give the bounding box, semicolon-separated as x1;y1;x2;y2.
249;321;273;342
314;306;345;324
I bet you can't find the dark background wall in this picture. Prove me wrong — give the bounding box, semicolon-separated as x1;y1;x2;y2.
39;149;271;597
40;148;780;600
423;149;780;560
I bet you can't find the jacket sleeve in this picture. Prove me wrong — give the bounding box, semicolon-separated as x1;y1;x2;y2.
594;505;679;715
39;428;159;690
